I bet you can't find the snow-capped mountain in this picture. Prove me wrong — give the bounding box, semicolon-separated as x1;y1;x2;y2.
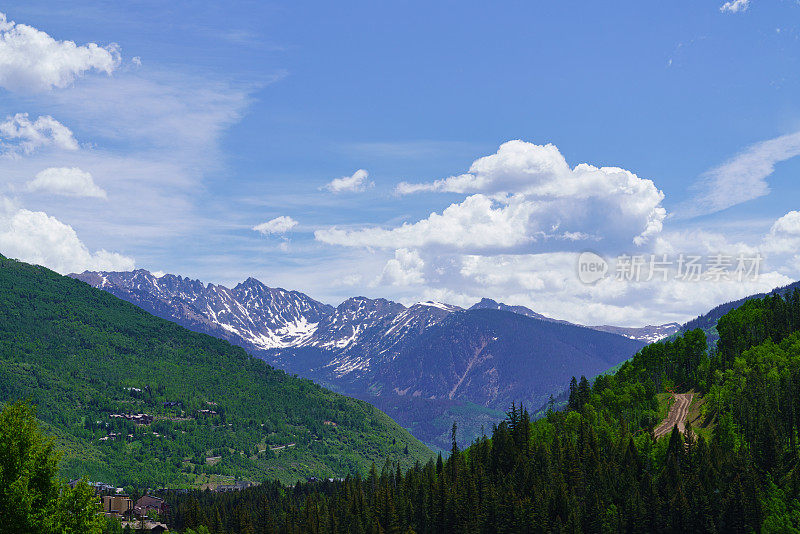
73;270;335;350
71;269;650;450
70;270;464;379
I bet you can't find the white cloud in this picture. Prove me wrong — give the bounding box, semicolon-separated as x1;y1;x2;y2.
652;229;758;258
253;216;298;235
27;167;106;198
317;194;538;250
763;211;800;255
320;141;666;251
322;169;373;193
0;113;78;156
452;251;791;326
394;140;665;208
720;0;750;13
375;248;425;286
679;131;800;218
0;206;134;274
0;11;120;92
769;211;800;237
396;141;570;196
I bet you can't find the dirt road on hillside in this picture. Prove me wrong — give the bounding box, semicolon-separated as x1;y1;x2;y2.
654;393;693;439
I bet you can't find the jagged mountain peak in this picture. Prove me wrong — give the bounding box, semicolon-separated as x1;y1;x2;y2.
473;297;501;308
71;270;333;350
234;276;268;290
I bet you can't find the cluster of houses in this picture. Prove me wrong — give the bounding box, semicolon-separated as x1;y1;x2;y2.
71;477;263;532
99;412;161;442
101;493;169;532
68;480;170;531
109;412;155;425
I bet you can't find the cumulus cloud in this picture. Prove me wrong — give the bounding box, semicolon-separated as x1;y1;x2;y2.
317;194;539;250
322;169;373;193
762;211;800;255
320;141;666;251
0;207;134;273
375;248;425;286
253;216;298;235
720;0;750;13
0;113;78;156
27;167;106;198
0;11;120;92
679;131;800;218
396;141;571;196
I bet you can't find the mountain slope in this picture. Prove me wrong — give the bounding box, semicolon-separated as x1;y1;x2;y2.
377;309;645;408
0;256;432;487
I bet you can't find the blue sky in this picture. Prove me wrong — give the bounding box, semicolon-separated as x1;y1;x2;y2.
1;0;800;325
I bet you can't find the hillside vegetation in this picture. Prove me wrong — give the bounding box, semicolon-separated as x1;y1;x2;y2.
163;288;800;532
0;256;433;487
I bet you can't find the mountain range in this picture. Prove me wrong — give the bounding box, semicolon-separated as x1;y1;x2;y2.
71;269;667;449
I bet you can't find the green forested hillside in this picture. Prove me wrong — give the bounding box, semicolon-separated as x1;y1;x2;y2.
0;256;433;487
163;288;800;532
680;279;800;346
